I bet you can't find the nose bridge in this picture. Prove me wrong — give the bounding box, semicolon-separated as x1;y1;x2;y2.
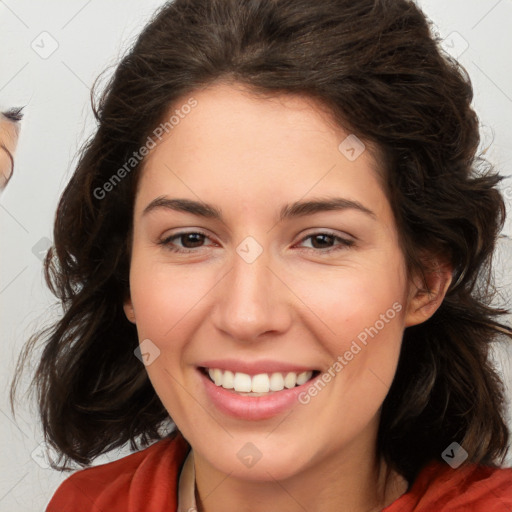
212;241;291;341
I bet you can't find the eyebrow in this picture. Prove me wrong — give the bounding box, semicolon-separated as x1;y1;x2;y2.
142;196;376;222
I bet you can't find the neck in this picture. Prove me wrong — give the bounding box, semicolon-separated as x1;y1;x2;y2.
193;433;408;512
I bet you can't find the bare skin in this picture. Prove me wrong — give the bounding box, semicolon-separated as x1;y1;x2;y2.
0;113;21;190
124;82;452;512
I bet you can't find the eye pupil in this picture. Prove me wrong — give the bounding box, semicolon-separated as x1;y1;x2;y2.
311;234;334;249
182;233;205;248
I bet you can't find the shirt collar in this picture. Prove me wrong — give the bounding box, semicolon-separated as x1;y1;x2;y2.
177;448;197;512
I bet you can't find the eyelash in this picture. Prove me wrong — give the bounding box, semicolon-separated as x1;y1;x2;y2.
158;230;355;255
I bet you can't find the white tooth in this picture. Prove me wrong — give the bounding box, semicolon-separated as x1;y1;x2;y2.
213;368;223;386
252;373;270;393
284;372;298;389
233;372;252;392
269;372;285;391
208;368;308;393
222;370;234;389
296;371;312;386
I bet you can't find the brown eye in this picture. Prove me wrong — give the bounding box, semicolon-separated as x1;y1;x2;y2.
177;233;207;248
159;231;215;253
298;232;355;254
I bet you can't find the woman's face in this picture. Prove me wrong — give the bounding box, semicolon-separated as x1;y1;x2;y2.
125;82;432;481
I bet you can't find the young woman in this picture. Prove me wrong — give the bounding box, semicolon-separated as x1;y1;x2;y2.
11;0;512;510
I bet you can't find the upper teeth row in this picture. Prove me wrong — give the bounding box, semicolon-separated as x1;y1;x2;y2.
207;368;313;393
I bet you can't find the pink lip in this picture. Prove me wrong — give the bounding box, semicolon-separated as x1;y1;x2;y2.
198;367;320;421
198;358;317;376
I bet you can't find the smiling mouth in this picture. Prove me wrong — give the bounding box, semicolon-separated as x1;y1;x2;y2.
200;367;320;396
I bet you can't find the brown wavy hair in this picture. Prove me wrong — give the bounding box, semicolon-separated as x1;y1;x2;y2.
10;0;512;484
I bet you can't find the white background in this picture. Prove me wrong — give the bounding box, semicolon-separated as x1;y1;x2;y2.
1;1;511;510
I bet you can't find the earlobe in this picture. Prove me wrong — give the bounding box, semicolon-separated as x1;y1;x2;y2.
404;259;453;328
123;298;136;324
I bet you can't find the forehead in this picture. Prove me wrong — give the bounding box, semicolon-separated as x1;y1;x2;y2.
135;82;389;220
151;82;364;161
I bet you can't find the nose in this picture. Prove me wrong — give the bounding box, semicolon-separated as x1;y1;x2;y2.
211;245;293;343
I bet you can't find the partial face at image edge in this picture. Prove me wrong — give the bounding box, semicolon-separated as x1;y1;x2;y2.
0;108;23;191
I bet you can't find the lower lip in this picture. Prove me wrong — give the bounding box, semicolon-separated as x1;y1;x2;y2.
199;369;319;420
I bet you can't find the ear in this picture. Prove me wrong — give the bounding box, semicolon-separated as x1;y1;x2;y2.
123;296;136;324
404;255;453;328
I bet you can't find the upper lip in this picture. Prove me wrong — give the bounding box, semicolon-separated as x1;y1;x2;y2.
198;359;318;376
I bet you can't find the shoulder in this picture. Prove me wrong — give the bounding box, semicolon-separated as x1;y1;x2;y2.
46;433;190;512
386;459;512;511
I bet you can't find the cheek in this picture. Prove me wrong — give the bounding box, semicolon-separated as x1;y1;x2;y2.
0;150;12;186
288;255;407;350
290;255;407;413
127;256;213;422
128;254;216;352
292;275;406;448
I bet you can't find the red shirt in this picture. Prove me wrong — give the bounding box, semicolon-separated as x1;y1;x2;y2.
46;434;512;512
